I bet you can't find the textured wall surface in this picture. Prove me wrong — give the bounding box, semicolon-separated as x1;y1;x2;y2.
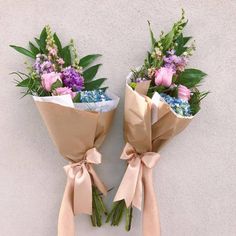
0;1;236;236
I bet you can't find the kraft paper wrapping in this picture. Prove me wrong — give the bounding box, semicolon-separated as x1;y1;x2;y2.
115;80;193;236
34;100;117;236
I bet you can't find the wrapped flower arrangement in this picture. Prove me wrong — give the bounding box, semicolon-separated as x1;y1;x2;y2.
10;26;119;235
107;10;208;236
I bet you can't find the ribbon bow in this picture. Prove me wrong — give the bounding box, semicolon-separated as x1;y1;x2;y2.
64;147;107;215
114;143;160;210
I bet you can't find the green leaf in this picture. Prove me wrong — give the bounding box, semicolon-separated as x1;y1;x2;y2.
84;78;106;90
83;64;102;81
100;87;108;92
148;21;156;50
175;34;192;55
161;30;174;52
73;93;81;102
10;45;35;58
16;78;32;87
61;46;72;67
183;36;192;45
39;27;47;53
34;38;42;48
51;79;62;90
29;42;40;56
53;33;62;56
79;54;102;68
176;69;207;88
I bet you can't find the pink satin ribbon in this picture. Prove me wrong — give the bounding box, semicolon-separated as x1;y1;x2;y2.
58;148;107;236
114;143;161;236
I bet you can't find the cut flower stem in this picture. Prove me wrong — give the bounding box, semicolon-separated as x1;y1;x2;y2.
106;199;133;231
90;186;108;227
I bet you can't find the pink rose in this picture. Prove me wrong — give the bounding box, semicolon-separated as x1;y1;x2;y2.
178;85;191;101
155;67;174;87
41;72;62;92
52;87;76;99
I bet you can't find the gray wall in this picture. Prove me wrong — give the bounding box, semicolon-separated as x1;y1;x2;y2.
0;1;235;235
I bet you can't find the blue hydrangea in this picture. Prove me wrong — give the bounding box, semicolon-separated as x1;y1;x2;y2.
160;93;192;117
80;89;111;103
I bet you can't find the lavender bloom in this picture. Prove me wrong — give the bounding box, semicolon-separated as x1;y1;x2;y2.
163;50;188;73
34;54;54;74
62;67;84;92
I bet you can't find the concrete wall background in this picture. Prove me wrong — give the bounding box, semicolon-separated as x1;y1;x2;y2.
0;1;236;235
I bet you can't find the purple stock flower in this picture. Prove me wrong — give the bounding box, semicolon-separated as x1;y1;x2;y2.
34;54;54;74
61;67;84;92
163;50;188;73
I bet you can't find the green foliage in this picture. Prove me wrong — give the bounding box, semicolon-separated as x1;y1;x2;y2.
79;54;102;68
53;33;62;56
175;33;192;56
10;45;35;59
83;64;102;81
84;78;106;91
34;38;43;53
39;27;47;53
189;90;209;115
148;20;156;50
106;200;132;231
176;69;207;88
73;92;81;103
131;10;208;116
147;85;166;97
12;71;49;97
29;42;40;56
90;186;108;227
161;30;175;52
51;79;62;90
11;25;106;98
61;46;72;67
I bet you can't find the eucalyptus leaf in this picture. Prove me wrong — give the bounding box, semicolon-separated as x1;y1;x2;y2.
10;45;35;59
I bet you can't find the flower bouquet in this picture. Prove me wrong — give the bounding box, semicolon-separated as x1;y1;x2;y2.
107;10;208;235
10;26;119;235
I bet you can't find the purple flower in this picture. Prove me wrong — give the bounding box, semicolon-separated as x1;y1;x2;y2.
61;67;84;92
34;54;54;74
163;51;188;73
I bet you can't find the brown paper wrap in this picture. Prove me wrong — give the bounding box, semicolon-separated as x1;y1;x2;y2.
35;101;116;236
115;81;193;236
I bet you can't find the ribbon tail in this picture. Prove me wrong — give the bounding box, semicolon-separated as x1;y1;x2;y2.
74;164;93;215
132;165;143;210
88;165;107;196
142;167;161;236
114;158;141;207
58;176;75;236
